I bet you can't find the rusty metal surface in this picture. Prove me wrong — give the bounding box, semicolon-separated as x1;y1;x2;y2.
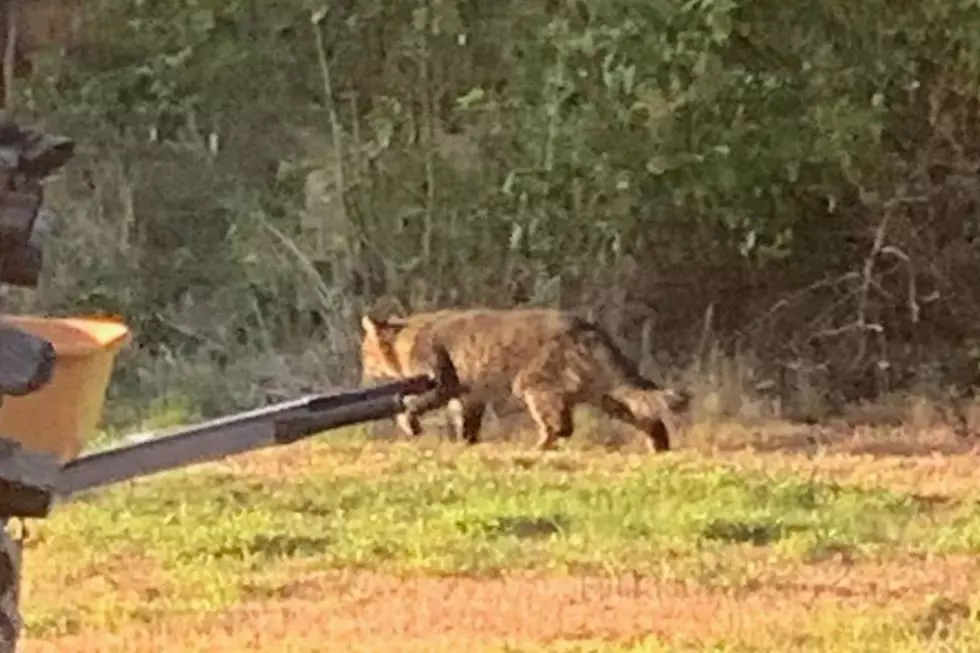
56;375;435;499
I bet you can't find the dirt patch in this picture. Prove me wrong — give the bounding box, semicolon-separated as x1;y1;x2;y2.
719;449;980;498
685;420;980;457
25;557;977;653
757;554;979;600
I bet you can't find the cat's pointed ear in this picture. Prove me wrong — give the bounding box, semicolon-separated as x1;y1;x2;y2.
361;315;380;338
363;314;408;342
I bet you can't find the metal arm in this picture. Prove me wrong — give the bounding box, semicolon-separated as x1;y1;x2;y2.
56;374;435;500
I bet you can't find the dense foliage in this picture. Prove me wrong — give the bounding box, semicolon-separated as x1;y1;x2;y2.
8;0;980;424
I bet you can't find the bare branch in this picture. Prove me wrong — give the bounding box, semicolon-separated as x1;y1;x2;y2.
1;0;16;117
811;321;884;340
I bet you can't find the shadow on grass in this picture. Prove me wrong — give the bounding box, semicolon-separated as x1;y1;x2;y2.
187;534;332;562
701;518;806;546
458;514;569;540
915;595;974;639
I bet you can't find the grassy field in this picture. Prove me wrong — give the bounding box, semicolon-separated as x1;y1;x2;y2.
17;421;980;652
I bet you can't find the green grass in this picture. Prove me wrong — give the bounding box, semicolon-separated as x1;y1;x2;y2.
21;433;980;642
39;451;947;573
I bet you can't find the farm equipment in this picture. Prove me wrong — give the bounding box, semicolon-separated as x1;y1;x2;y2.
0;120;447;651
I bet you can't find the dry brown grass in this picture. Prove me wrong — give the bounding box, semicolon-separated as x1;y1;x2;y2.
25;556;977;653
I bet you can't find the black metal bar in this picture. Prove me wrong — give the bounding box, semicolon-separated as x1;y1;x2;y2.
274;394;404;444
56;375;434;500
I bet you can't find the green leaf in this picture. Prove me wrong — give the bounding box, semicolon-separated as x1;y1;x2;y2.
456;87;486;109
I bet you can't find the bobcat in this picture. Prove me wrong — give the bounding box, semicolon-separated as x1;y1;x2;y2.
359;308;691;452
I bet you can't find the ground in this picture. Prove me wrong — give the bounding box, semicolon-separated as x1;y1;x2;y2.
16;420;980;652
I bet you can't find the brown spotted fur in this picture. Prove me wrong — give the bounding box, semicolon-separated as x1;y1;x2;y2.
360;308;691;452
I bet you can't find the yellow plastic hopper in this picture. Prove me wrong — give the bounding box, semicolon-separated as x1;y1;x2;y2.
0;315;131;463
